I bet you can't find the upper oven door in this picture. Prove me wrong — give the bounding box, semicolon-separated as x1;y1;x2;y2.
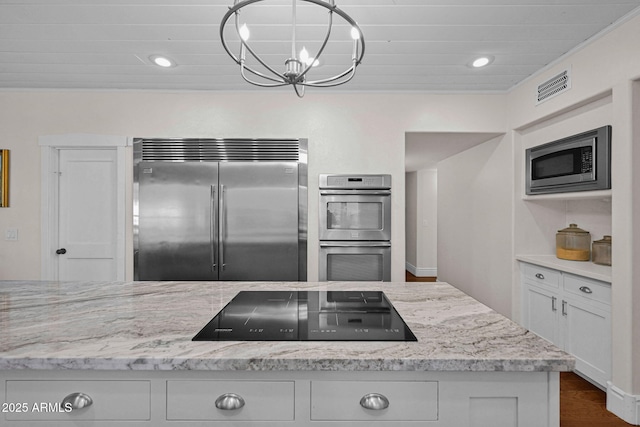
319;190;391;241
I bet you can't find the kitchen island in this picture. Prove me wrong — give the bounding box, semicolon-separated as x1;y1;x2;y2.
0;280;574;426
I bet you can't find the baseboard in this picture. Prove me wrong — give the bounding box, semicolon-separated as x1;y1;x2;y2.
607;381;640;425
405;262;437;278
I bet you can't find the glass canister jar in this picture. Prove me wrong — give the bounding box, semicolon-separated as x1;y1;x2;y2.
556;224;591;261
592;235;612;266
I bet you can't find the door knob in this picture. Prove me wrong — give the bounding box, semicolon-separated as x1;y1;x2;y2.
56;248;67;255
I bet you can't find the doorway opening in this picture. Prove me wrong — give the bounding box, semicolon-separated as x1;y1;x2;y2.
404;131;502;282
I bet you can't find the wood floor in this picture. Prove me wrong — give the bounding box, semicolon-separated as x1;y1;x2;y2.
405;271;630;426
560;372;629;426
405;271;437;282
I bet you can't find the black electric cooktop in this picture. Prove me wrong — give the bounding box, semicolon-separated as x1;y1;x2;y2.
192;291;417;342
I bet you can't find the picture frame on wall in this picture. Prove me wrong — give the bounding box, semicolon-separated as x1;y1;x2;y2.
0;149;8;207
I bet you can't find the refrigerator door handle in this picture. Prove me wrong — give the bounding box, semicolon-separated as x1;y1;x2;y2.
210;185;217;272
220;184;226;271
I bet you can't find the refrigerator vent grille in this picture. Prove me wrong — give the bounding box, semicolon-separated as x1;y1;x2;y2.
138;139;301;162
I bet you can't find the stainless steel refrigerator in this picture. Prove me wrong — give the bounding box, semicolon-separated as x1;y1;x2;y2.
133;139;307;281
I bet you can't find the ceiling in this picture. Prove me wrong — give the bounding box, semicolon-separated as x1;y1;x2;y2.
1;0;640;93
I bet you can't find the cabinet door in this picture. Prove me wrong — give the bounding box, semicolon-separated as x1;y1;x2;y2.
522;285;559;345
167;380;294;421
561;297;611;387
5;380;150;421
311;381;438;421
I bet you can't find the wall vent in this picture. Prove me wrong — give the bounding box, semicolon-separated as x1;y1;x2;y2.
536;68;571;104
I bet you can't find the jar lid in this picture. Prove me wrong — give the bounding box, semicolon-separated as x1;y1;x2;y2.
557;223;590;235
593;235;612;244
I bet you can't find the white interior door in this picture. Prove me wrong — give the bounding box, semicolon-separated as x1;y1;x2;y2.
57;149;118;281
40;134;127;281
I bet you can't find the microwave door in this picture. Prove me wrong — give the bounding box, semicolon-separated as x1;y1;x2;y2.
528;139;596;191
525;125;611;195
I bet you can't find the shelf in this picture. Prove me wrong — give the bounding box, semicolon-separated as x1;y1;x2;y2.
516;254;612;283
521;190;612;202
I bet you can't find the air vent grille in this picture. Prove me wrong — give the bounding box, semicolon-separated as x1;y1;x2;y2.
137;138;300;162
537;69;571;104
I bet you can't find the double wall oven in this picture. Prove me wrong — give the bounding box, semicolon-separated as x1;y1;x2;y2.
319;174;391;281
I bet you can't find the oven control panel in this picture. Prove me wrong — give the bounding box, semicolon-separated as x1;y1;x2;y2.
320;174;391;189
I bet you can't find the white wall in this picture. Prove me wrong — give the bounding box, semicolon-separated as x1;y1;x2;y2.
417;169;438;276
437;135;513;317
405;169;438;277
0;91;507;281
405;171;418;268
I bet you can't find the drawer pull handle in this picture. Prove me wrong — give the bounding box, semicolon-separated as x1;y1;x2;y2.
215;393;245;411
579;286;593;294
62;392;93;410
535;273;545;280
359;393;389;410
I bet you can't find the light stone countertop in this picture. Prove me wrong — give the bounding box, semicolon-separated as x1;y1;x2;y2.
0;280;574;372
516;254;612;283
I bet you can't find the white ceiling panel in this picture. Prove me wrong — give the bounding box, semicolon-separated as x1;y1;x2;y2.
0;0;639;92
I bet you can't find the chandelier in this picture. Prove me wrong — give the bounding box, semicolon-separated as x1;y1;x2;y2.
220;0;365;97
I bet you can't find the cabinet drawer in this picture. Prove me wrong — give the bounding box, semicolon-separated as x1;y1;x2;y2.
563;274;611;305
5;380;150;421
166;380;294;421
521;263;561;289
311;381;438;421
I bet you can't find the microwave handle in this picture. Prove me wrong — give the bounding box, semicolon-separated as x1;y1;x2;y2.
320;242;391;248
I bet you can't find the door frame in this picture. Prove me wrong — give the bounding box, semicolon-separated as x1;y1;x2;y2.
40;133;128;280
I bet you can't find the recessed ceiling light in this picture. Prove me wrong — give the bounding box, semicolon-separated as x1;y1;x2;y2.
470;56;493;68
149;55;176;68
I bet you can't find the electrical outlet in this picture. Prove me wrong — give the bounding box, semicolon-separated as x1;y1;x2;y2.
5;228;18;241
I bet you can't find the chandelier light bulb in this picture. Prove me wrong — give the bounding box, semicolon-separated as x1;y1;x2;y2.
299;47;309;63
350;27;360;40
299;48;319;67
239;24;250;41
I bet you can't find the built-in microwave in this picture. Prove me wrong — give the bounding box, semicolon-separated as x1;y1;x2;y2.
525;125;611;195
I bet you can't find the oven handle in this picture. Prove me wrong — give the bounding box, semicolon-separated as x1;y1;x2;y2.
319;189;391;195
320;242;391;248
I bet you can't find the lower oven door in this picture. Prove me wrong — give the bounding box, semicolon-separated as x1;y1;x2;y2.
319;241;391;282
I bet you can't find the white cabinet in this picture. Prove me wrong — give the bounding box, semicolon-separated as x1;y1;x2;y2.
4;380;150;422
166;380;294;421
1;370;560;427
311;381;438;421
521;262;611;388
522;284;559;344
